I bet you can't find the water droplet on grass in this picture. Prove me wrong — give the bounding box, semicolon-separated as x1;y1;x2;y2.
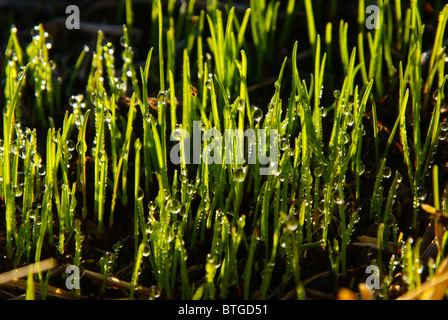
280;137;290;151
318;199;325;212
433;90;439;101
17;172;24;186
346;114;354;126
417;187;427;201
142;245;150;257
19;146;27;159
206;253;221;269
206;78;212;90
167;198;181;214
120;36;127;48
31;26;40;40
441;122;448;132
104;110;112;123
233;166;247;182
252;106;263;122
332;189;344;204
383;166;392;178
137;187;144;200
278;172;285;182
189;86;198;96
236;99;245;111
14;185;23;197
285;215;299;231
150;285;160;299
157;91;167;105
145;222;153;234
44;33;52;49
342;104;351;115
356;161;365;176
28;210;35;220
10;143;17;155
342;132;350;144
315;166;323;177
66;140;75;152
17;67;26;80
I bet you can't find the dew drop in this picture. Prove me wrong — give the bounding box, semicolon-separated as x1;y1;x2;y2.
233;166;247;182
252;106;263;122
280;137;290;151
342;132;350;144
19;146;27;159
357;161;365;176
342;104;351;115
167;198;181;214
198;185;207;197
66;140;75;152
278;172;285;182
14;185;23;197
142;244;150;257
314;166;323;177
189;86;198;96
157;91;167;105
236;99;245;111
172;126;184;140
441;122;448;132
417;187;427;201
28;210;36;220
150;285;160;299
69;95;78;107
31;26;40;40
44;33;53;49
346;114;354;126
433;90;439;101
17;66;26;80
119;35;127;48
333;90;341;99
206;78;212;90
383;166;392;179
285;215;299;232
17;172;25;186
332;189;344;204
137;187;144;200
104;110;112;123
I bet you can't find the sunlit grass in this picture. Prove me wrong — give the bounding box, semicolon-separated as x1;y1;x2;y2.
1;0;448;300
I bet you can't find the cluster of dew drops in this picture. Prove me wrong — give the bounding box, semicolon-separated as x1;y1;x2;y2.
0;122;48;198
0;123;80;200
